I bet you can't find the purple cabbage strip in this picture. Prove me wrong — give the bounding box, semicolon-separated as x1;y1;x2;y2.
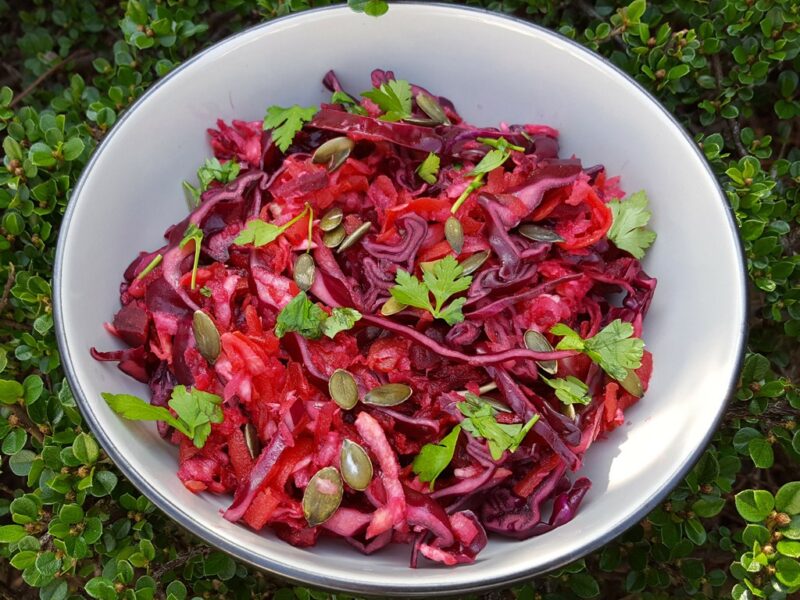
360;314;577;366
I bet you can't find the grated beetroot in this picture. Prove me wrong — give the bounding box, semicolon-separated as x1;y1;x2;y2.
94;69;656;567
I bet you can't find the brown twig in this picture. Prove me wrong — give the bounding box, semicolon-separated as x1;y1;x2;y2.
151;546;210;582
10;49;91;109
0;263;14;316
5;404;45;444
710;54;748;157
0;319;26;331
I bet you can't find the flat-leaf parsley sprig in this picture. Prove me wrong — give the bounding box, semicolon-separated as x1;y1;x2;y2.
389;255;473;325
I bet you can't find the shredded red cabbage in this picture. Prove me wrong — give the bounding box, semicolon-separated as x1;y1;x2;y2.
94;69;656;568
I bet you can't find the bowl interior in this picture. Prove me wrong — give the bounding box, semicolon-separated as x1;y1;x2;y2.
55;4;745;596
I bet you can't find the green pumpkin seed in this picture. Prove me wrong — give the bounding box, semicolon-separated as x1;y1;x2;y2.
363;383;413;407
244;423;260;459
380;296;407;316
619;369;644;397
403;116;440;126
340;439;373;491
445;217;464;254
524;329;558;375
323;224;346;248
460;251;489;276
192;310;220;364
337;221;372;254
312;137;354;172
477;395;513;413
329;369;359;410
563;404;577;420
293;253;316;291
302;467;343;527
518;223;565;243
320;207;344;232
416;92;451;125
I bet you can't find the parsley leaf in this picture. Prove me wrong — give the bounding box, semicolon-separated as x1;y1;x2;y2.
412;426;461;490
451;137;519;214
234;205;310;248
197;157;240;190
417;152;440;184
361;79;412;122
234;220;284;247
331;91;368;115
607;190;657;259
274;291;328;339
457;396;539;461
321;307;362;339
543;375;592;406
389;256;472;325
102;385;223;449
179;223;203;290
167;385;224;449
182;158;241;209
551;319;644;382
263;104;318;152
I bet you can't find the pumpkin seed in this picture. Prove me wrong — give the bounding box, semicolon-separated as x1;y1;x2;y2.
340;439;373;491
518;223;565;243
363;383;413;407
293;253;316;291
524;330;558;375
380;296;407;316
312;137;354;172
320;207;344;232
477;396;513;413
403;116;440;126
192;310;220;364
244;423;260;459
563;404;577;420
460;251;489;276
445;217;464;254
416;92;451;125
323;224;346;248
337;221;372;254
329;369;359;410
302;467;343;527
619;369;644;397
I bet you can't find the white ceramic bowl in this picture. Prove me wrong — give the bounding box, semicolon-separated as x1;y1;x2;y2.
54;3;747;596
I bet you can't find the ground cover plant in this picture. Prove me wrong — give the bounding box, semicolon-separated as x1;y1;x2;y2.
0;1;798;598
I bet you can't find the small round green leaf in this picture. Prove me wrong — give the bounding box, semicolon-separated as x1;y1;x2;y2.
735;489;775;522
776;482;800;515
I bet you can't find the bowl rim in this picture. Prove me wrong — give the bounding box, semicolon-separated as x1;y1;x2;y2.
53;2;748;596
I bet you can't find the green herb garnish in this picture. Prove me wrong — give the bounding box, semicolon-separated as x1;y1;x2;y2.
321;307;363;339
543;375;592;406
330;91;368;115
551;319;644;382
136;254;162;280
412;425;461;490
361;79;412;122
274;291;328;339
179;223;203;290
263;104;318;152
416;152;440;184
234;205;310;248
457;394;539;460
451;137;520;214
607;190;657;259
389;255;472;325
183;158;241;208
102;385;223;449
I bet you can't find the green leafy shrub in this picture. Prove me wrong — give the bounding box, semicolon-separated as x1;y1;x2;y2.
0;1;798;598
